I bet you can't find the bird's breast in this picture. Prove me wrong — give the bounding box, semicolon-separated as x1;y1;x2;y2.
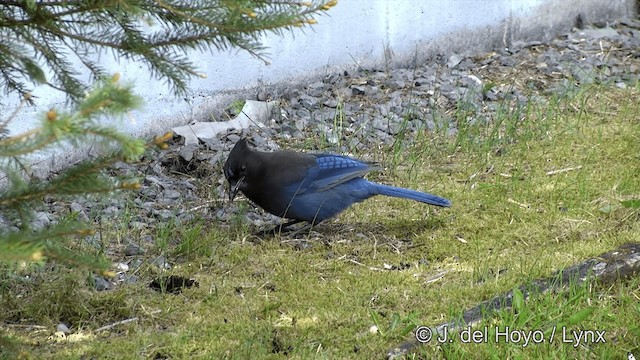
240;177;294;217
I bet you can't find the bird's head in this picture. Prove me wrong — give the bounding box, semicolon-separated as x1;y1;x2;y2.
223;138;251;201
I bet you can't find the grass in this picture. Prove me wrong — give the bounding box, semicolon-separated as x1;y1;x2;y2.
1;83;640;359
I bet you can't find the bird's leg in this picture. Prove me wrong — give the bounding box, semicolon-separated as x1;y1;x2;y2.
276;219;306;234
255;219;305;236
286;222;313;237
285;218;325;237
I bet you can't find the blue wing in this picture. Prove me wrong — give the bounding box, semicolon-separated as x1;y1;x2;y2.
305;154;379;192
274;153;449;223
279;154;379;222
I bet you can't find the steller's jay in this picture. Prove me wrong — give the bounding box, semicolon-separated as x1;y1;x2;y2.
223;138;451;230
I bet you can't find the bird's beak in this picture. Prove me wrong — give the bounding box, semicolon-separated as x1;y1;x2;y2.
228;176;245;201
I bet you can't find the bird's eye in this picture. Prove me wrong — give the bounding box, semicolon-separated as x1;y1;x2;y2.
240;164;246;172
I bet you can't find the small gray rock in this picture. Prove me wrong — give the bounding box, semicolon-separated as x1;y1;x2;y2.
124;275;139;284
294;241;313;251
202;137;224;151
162;189;181;200
385;79;405;90
102;206;120;216
139;187;159;198
447;53;463;68
178;145;197;162
324;73;341;84
129;258;144;269
56;323;71;334
298;94;319;108
178;212;196;223
125;242;145;256
69;202;89;222
351;86;366;96
499;56;517;67
144;175;162;185
152;256;171;270
294;118;309;131
153;209;174;220
84;234;101;248
69;202;84;214
326;133;339;144
130;221;148;230
285;88;301;100
226;134;241;143
307;81;325;97
93;276;112;291
484;90;499;101
323;99;339;108
574;27;619;40
32;212;51;231
414;77;430;87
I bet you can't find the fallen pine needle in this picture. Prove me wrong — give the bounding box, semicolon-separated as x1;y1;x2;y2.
95;317;139;332
547;165;583;175
507;198;530;209
425;270;449;284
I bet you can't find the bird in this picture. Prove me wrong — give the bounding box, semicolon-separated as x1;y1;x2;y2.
223;138;451;231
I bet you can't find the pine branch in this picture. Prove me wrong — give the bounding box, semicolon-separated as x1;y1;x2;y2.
0;0;336;102
0;0;336;276
0;76;144;230
0;76;143;159
0;230;45;263
0;223;111;274
0;153;137;221
44;237;112;275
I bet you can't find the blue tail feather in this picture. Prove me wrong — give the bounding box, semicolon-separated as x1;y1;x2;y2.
368;182;451;207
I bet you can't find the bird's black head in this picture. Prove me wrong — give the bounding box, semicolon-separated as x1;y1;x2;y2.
223;138;251;201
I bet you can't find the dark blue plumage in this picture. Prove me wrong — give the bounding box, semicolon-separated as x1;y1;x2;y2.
223;139;450;226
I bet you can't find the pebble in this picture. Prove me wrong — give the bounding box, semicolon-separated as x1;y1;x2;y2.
56;323;71;334
69;202;89;221
162;189;181;199
152;256;171;270
125;243;145;256
351;86;366;96
323;99;339;108
385;79;405;90
129;258;144;269
446;53;463;68
93;276;112;291
123;275;139;284
32;212;51;231
153;209;174;220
